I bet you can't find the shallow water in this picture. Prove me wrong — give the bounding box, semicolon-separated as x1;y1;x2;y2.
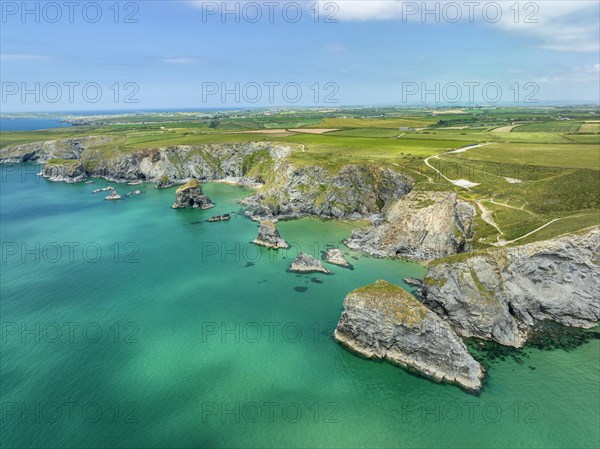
1;165;598;448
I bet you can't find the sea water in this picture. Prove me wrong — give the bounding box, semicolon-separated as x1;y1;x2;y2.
0;165;598;448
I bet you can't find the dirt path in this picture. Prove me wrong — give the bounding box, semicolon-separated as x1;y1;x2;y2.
424;143;490;190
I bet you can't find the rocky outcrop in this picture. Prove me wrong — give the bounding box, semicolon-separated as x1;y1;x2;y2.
105;190;121;201
172;180;215;209
289;253;331;274
156;176;174;189
242;165;413;220
253;220;288;249
422;230;600;348
345;191;475;261
335;280;484;392
324;248;353;268
40;161;88;183
0;137;111;164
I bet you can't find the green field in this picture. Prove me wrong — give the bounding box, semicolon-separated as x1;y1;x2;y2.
1;106;599;247
513;121;583;133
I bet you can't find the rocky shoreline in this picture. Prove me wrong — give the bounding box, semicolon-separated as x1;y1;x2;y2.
420;229;600;348
2;138;598;392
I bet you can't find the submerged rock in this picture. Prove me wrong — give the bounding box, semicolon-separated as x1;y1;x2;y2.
422;230;600;348
208;214;231;222
253;220;289;249
324;248;353;268
172;179;215;209
289;253;331;274
334;280;484;392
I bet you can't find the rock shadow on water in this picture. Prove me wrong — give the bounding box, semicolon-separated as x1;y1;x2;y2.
244;262;255;268
294;286;308;293
466;320;600;368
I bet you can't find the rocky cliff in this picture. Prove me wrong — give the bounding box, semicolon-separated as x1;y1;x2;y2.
345;190;475;261
3;138;415;222
335;280;484;392
40;160;88;183
422;229;600;347
242;164;413;220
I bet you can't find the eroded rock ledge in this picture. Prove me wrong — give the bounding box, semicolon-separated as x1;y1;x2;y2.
421;229;600;348
335;280;484;392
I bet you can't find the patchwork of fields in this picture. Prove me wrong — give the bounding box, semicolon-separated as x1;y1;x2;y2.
1;107;598;248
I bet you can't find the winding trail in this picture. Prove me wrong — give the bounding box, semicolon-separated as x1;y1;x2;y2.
424;143;491;190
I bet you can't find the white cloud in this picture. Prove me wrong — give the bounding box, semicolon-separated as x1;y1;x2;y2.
535;64;600;84
0;54;52;61
325;43;347;52
493;1;600;52
161;57;210;64
323;1;600;52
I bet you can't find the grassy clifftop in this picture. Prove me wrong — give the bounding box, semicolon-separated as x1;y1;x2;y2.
1;107;598;246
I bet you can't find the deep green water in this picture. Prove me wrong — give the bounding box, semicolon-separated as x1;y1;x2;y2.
1;165;598;449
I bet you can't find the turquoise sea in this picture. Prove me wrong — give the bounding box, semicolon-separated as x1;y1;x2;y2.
1;164;598;448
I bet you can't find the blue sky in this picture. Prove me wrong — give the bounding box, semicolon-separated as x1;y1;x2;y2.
1;0;599;112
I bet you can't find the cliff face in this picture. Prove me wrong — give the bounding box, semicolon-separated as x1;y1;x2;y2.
335;280;484;392
7;138;414;221
345;191;475;261
78;142;280;184
41;161;88;183
422;230;600;347
242;164;413;220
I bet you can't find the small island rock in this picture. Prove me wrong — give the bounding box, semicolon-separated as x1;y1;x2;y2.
253;220;289;249
172;179;215;209
324;248;353;268
289;253;331;274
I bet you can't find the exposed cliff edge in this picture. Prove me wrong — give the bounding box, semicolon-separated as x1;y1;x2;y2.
345;190;475;261
3;138;415;222
41;160;88;183
421;229;600;348
335;280;484;392
172;180;214;209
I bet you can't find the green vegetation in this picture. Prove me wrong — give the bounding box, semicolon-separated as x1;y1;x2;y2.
1;105;598;247
46;158;79;166
350;280;427;325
